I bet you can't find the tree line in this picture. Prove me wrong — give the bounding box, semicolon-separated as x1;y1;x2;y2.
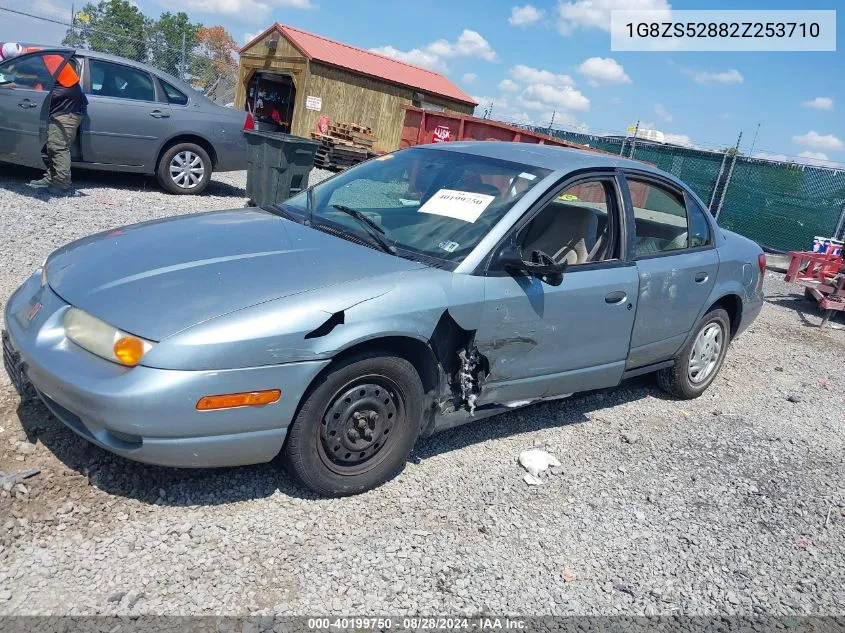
62;0;238;94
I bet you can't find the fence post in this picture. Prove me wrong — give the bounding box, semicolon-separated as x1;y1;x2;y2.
181;32;187;81
627;120;639;158
708;151;729;212
834;203;845;241
714;132;743;222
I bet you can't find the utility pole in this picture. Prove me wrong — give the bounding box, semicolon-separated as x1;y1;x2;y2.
749;122;761;156
181;32;187;81
714;130;743;221
70;3;75;41
627;120;640;158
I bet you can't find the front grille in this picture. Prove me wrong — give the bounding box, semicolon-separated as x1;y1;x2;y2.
2;330;30;397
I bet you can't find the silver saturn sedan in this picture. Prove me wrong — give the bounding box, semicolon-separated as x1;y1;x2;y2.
0;47;247;194
3;142;764;496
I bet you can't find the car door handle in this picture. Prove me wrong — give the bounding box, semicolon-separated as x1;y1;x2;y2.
18;99;37;109
694;272;709;283
605;291;627;304
149;110;170;118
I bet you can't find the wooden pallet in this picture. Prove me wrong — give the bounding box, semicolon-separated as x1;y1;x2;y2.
310;122;375;170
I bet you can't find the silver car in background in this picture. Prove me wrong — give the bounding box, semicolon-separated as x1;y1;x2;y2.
3;143;764;496
0;47;247;194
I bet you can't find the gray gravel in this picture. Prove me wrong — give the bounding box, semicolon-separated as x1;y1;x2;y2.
1;164;845;616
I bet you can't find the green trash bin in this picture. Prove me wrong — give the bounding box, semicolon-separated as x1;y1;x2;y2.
244;130;319;207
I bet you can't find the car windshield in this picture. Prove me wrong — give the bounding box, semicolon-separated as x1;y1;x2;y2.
283;147;551;263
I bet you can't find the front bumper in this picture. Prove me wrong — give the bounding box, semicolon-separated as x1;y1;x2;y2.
4;273;329;467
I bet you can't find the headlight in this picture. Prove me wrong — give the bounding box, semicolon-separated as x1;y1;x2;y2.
63;308;155;367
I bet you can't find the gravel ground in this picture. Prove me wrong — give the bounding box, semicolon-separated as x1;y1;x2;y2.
1;165;845;616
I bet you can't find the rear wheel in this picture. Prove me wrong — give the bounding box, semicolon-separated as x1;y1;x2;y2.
657;308;730;399
284;352;423;496
156;143;212;195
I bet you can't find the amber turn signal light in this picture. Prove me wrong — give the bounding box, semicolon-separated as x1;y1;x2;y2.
196;390;281;411
113;336;146;366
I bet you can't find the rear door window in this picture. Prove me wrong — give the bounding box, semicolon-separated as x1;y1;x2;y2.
88;59;155;102
627;178;690;257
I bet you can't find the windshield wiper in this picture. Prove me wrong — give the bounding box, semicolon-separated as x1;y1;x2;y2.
332;204;396;255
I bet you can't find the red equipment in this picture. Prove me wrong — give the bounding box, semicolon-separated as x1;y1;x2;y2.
784;246;845;327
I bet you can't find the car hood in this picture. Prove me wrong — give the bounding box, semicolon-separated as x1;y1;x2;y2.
46;209;427;341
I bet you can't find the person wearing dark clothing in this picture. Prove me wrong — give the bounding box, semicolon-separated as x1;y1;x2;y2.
26;53;88;193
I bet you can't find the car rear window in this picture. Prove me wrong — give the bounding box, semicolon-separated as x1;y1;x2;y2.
161;80;188;106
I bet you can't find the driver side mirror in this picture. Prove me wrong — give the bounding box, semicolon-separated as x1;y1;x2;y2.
497;243;567;286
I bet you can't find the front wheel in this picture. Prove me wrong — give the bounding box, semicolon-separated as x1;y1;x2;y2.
657;308;731;399
283;352;424;496
156;143;212;195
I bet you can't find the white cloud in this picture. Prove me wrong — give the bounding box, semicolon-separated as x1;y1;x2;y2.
370;45;444;71
510;64;574;87
522;83;590;111
509;4;544;26
802;97;834;111
33;0;71;19
663;133;694;148
243;30;261;45
753;151;791;162
556;0;671;35
163;0;314;17
427;30;497;61
654;103;672;122
682;67;743;85
372;29;496;72
577;57;631;85
498;78;520;93
462;72;477;84
792;131;843;151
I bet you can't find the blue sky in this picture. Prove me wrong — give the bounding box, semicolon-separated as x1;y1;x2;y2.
4;0;843;164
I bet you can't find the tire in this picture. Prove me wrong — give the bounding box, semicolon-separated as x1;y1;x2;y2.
156;143;212;195
657;308;731;399
283;352;424;497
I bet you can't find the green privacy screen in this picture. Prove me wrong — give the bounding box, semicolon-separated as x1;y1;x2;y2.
529;126;845;252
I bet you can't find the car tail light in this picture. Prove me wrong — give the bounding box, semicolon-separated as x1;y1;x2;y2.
244;112;255;130
758;253;766;275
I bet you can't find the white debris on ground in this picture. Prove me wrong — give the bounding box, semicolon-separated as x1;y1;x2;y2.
519;448;561;485
0;164;845;616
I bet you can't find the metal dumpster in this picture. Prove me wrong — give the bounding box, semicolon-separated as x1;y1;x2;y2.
244;130;319;206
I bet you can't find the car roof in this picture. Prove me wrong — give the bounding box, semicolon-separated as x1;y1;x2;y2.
420;140;669;179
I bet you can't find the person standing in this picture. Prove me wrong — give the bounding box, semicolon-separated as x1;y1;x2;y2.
30;52;88;193
2;43;88;193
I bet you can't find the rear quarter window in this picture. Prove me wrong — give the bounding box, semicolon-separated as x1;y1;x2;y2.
161;80;188;105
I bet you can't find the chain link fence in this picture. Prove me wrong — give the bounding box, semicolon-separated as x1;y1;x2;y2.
527;125;845;252
1;6;237;104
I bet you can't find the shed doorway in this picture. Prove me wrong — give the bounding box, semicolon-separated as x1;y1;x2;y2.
246;71;296;133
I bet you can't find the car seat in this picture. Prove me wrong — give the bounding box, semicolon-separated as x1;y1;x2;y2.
522;202;599;266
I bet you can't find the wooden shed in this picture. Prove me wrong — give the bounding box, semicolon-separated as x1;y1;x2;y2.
236;23;477;152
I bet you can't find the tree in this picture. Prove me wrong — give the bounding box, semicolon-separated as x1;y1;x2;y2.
148;12;200;78
193;26;238;95
64;0;148;62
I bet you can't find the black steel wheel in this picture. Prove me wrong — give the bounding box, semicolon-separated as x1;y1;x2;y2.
283;352;423;496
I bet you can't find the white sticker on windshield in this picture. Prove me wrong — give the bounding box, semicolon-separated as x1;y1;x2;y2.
438;240;460;253
418;189;495;223
518;172;537;181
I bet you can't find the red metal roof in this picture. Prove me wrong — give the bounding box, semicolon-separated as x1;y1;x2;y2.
240;24;477;106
